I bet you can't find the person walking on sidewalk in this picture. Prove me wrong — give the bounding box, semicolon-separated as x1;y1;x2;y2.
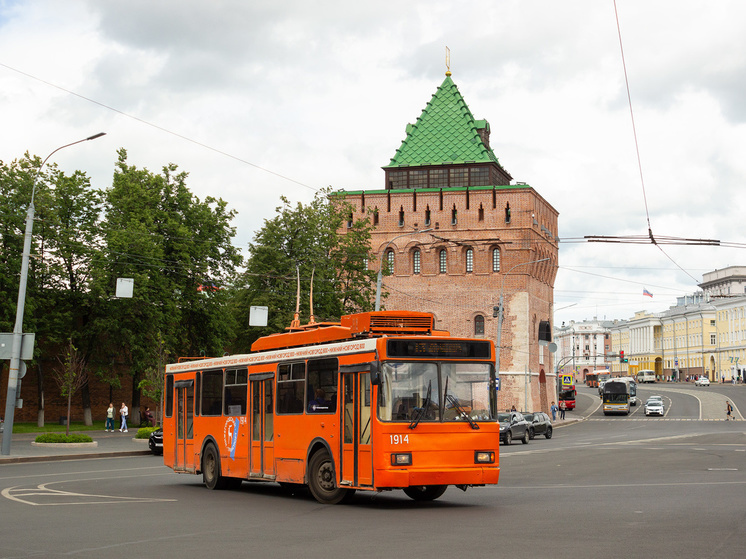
550;401;558;421
105;403;115;432
119;402;129;432
726;401;733;421
559;401;566;420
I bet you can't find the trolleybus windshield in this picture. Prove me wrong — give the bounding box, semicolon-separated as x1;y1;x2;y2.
377;361;494;423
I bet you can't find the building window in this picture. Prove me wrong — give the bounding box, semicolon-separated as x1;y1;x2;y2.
492;248;500;272
398;206;404;227
474;315;485;336
505;202;511;223
347;212;353;228
386;249;395;275
412;249;421;274
424;206;431;226
466;248;474;273
478;203;484;221
711;333;716;345
439;249;447;274
430;169;448;188
451;205;457;225
373;208;379;226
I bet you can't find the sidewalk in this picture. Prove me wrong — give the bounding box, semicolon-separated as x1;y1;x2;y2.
0;430;152;464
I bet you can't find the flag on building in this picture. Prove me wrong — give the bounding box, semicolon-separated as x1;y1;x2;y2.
643;288;653;297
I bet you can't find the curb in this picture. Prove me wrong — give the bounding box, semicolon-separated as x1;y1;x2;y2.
0;449;152;465
31;441;99;448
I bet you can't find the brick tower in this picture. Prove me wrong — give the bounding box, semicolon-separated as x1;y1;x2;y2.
338;72;559;412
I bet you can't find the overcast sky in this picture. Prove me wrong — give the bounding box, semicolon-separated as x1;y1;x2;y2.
2;0;745;325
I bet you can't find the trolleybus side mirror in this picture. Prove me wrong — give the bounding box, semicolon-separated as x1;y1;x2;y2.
370;361;381;386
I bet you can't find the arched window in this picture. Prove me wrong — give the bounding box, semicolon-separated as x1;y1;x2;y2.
412;249;421;274
465;248;474;273
386;249;395;274
474;315;485;336
492;247;500;272
439;249;447;274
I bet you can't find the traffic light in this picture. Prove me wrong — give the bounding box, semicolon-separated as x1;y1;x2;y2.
620;350;628;363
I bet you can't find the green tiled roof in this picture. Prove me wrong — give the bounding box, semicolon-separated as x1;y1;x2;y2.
384;75;500;168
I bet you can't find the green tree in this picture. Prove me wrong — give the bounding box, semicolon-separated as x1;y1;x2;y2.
91;149;243;420
232;190;375;351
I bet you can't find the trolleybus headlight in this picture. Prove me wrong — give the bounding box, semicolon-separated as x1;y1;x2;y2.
391;453;412;466
474;451;495;464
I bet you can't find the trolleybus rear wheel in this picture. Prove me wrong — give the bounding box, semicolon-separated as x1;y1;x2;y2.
202;442;227;490
403;485;447;501
308;451;350;505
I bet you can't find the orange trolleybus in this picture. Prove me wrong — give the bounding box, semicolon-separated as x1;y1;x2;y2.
162;310;500;504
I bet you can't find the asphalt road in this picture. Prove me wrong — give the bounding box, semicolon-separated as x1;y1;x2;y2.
0;386;744;559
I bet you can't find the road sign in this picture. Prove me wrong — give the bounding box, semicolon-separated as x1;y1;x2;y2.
0;333;35;360
495;377;501;391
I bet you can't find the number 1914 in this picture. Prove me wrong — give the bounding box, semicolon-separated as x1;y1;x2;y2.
390;434;409;445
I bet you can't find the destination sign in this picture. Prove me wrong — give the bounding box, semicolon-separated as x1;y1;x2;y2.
386;339;491;359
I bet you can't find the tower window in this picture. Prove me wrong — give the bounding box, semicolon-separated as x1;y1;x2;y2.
492;248;500;272
412;249;421;274
424;206;431;226
439;249;447;274
386;249;395;275
451;205;457;225
474;315;485;336
466;248;474;273
398;206;404;227
478;203;484;222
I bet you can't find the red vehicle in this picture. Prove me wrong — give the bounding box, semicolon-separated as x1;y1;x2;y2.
558;385;576;410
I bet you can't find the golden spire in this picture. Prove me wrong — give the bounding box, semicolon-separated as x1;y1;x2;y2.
445;46;451;76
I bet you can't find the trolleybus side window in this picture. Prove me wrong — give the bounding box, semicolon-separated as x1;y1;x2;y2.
277;362;305;414
224;367;248;416
307;358;338;413
194;373;201;416
201;370;224;416
165;374;174;418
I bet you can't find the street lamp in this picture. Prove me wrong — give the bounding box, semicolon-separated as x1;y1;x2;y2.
495;257;550;378
374;228;433;311
2;132;106;456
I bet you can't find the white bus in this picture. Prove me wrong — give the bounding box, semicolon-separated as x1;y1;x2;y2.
637;370;656;383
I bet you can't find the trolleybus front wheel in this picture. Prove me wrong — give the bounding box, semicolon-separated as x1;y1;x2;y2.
308;451;352;505
403;485;447;501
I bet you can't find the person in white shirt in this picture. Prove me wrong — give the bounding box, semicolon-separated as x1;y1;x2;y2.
119;402;129;432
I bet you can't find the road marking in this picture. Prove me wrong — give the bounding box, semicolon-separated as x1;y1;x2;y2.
2;482;177;506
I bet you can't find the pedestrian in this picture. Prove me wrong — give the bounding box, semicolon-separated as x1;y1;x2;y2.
726;401;733;421
550;401;558;421
119;402;129;432
510;405;517;412
105;402;115;432
559;401;566;420
143;406;155;427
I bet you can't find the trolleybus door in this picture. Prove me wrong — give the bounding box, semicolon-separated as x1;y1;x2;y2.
341;371;373;487
249;374;275;478
174;378;194;471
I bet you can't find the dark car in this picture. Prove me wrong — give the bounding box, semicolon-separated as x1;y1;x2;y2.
524;412;553;439
148;427;163;455
498;412;530;445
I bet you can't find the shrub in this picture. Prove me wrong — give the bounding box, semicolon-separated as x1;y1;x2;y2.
136;427;158;439
35;433;94;444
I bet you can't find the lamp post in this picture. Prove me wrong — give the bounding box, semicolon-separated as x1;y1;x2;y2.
495;257;550;382
2;132;105;456
374;228;432;312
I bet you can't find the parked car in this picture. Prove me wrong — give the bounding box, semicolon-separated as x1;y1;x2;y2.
523;412;553;439
695;376;710;386
149;427;163;455
498;412;531;445
644;398;665;417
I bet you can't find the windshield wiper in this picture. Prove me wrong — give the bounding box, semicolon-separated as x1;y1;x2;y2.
409;380;432;430
444;377;479;430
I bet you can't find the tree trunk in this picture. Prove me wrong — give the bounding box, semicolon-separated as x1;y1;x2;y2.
36;362;45;428
131;372;141;427
80;375;92;426
66;392;72;437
